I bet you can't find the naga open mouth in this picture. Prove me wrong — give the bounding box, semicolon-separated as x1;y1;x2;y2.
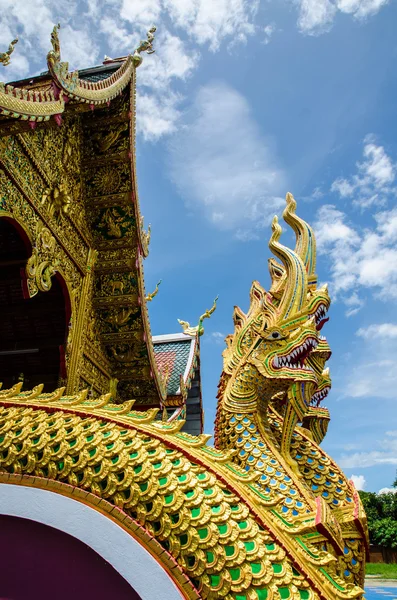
310;385;330;406
273;336;318;370
314;303;329;331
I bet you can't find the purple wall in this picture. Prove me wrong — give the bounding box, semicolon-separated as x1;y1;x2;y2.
0;515;142;600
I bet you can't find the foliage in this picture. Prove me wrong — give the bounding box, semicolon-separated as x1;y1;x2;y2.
359;491;397;549
365;562;397;578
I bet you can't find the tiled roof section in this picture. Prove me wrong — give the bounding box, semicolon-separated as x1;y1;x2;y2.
78;63;120;82
153;335;194;395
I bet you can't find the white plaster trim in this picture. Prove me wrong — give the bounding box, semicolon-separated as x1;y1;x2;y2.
182;338;197;386
0;484;184;600
152;332;194;343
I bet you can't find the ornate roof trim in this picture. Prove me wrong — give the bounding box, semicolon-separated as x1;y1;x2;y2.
47;25;136;106
0;81;64;121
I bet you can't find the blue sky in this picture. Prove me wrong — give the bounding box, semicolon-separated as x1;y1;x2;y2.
2;0;397;493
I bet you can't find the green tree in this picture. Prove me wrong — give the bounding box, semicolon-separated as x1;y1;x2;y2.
359;491;397;549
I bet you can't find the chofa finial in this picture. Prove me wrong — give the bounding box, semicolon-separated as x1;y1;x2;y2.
133;26;157;67
178;296;219;337
0;38;18;67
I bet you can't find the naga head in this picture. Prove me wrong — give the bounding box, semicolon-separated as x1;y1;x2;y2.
219;193;332;465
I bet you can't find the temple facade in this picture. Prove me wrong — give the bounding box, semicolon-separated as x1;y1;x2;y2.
0;27;368;600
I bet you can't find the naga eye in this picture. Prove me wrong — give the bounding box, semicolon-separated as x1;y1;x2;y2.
266;330;283;340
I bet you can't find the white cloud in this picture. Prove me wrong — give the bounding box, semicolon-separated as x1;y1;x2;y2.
297;0;337;35
296;0;390;34
350;474;366;490
263;24;276;45
209;331;226;344
331;137;397;210
357;323;397;339
315;204;397;302
340;440;397;468
379;487;397;494
168;82;286;237
163;0;259;50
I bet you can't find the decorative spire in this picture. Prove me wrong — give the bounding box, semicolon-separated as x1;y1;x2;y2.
283;192;317;286
145;279;162;302
0;38;18;67
269;215;307;319
133;26;157;67
178;296;218;337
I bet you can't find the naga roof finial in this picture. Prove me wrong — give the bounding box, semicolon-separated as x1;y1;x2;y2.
145;279;162;302
133;26;157;67
178;296;218;337
0;37;18;67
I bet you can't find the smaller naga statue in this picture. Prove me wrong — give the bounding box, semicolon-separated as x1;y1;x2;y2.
0;38;18;67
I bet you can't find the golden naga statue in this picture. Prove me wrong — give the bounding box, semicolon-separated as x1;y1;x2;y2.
215;193;368;591
0;38;18;66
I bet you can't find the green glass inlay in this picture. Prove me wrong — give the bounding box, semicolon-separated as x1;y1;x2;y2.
272;564;282;574
230;568;240;581
180;534;188;545
134;465;142;474
255;590;268;600
266;543;275;551
245;541;255;551
185;490;194;498
58;461;64;470
210;574;220;587
204;489;213;496
165;494;174;505
86;435;94;442
187;555;195;567
159;477;167;486
171;513;179;524
178;474;187;482
89;448;96;457
172;459;180;466
111;455;119;464
218;524;227;535
94;465;101;473
69;439;76;447
198;528;208;540
207;551;214;563
278;588;290;599
231;504;239;511
106;442;114;449
251;563;261;575
225;546;235;557
129;451;138;459
53;444;60;453
153;462;162;469
191;508;200;518
197;473;206;480
211;505;221;514
299;591;309;600
238;521;247;530
140;482;148;492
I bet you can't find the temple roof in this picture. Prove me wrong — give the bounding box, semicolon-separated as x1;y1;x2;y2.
153;333;203;435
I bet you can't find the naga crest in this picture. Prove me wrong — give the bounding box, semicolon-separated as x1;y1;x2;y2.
217;193;332;468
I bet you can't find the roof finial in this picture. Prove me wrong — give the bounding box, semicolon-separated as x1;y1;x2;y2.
0;38;18;67
178;296;219;337
145;279;162;302
133;26;157;67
